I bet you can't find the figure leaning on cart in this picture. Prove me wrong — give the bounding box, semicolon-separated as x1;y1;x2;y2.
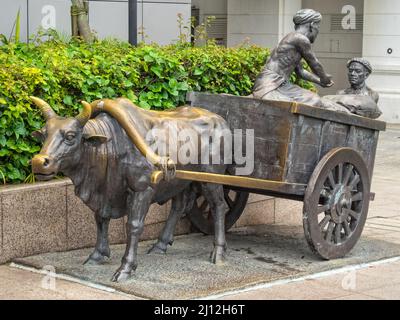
252;8;333;107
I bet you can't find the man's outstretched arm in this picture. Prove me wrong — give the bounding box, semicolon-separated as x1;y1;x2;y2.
295;64;321;84
296;36;333;87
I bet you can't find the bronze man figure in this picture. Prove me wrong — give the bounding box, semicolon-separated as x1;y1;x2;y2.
337;58;379;103
323;58;382;119
252;9;333;107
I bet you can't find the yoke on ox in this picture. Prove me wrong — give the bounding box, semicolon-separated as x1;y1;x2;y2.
30;96;231;282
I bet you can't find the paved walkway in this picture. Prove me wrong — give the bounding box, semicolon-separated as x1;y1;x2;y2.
0;125;399;300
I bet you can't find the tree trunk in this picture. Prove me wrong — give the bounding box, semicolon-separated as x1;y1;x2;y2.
71;0;94;43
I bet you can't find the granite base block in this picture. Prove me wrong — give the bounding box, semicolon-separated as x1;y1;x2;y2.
274;198;303;226
66;185;125;250
2;184;67;261
235;199;275;227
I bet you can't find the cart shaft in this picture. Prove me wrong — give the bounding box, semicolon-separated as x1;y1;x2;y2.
151;170;307;196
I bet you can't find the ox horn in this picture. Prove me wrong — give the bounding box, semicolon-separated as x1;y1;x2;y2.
29;96;57;120
75;101;92;126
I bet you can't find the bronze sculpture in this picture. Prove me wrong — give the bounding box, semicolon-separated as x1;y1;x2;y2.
28;8;385;280
30;96;231;282
252;9;333;106
323;58;382;119
338;58;379;101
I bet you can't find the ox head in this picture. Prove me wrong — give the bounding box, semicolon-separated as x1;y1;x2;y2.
30;97;106;180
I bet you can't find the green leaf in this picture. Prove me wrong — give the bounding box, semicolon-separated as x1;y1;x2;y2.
63;95;73;105
138;100;151;109
193;68;203;75
150;66;163;78
0;149;10;156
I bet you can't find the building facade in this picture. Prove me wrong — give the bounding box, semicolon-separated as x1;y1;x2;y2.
0;0;191;45
1;0;399;122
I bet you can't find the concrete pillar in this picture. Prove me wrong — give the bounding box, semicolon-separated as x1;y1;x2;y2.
278;0;301;41
363;0;400;123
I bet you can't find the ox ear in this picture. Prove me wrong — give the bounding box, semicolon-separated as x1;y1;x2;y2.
82;133;108;146
32;130;45;142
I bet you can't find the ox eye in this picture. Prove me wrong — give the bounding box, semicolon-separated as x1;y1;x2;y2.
65;133;76;142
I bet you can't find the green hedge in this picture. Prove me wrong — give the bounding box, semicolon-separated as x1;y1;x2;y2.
0;34;314;184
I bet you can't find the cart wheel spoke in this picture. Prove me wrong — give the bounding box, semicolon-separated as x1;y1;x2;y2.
334;224;342;244
188;184;249;235
345;208;360;220
317;204;330;214
320;188;331;199
325;222;335;242
328;171;336;188
337;163;343;184
343;164;354;186
348;174;360;189
343;221;351;236
351;192;363;202
319;215;331;230
224;192;234;209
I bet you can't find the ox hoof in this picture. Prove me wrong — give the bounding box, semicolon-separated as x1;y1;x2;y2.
111;270;132;283
83;251;110;265
210;245;226;265
147;243;167;255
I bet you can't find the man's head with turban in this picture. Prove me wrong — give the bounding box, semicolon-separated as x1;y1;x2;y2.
293;9;322;43
293;9;322;26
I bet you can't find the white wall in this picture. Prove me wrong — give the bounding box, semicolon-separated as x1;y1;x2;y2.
0;0;28;42
363;0;400;122
227;0;280;47
192;0;227;20
137;0;191;45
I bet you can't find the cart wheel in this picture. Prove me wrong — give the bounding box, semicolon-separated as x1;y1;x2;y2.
303;147;371;260
188;186;249;235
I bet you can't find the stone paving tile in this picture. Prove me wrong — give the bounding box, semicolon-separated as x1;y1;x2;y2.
316;269;400;293
356;261;400;281
364;223;400;233
0;266;132;300
362;227;393;237
219;279;353;300
220;264;400;300
333;293;378;300
361;284;400;300
366;233;400;244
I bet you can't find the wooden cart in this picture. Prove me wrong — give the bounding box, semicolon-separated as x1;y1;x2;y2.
177;92;386;260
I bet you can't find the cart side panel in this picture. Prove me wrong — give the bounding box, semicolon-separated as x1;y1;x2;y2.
189;93;294;181
346;126;379;178
319;122;350;158
284;115;324;184
285;116;379;184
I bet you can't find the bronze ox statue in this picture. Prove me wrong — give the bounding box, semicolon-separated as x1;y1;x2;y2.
30;96;230;282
